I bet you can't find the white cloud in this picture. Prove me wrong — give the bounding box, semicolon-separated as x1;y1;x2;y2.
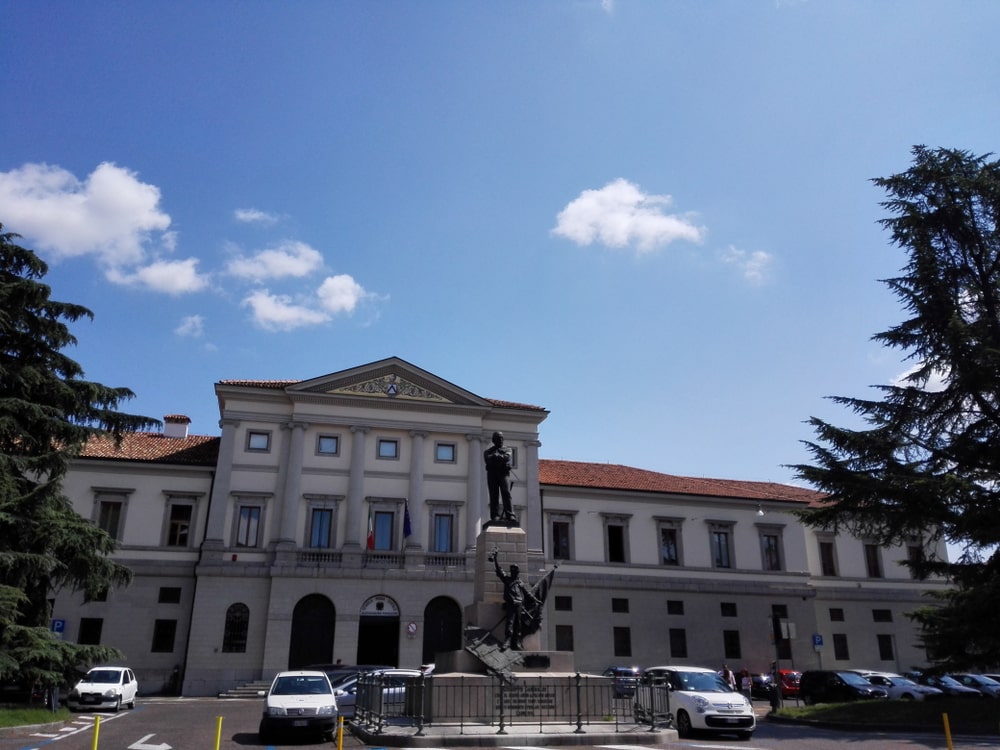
241;289;331;331
107;258;211;295
601;0;615;14
175;315;205;337
552;178;705;253
226;241;324;281
892;363;948;392
0;162;171;267
317;274;367;314
721;245;773;284
234;208;280;225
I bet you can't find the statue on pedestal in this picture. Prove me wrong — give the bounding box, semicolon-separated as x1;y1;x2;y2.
484;431;517;524
489;548;545;651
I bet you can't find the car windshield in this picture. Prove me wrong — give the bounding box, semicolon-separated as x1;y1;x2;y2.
972;675;1000;686
272;675;332;695
86;670;122;684
895;677;919;687
936;676;962;687
672;671;731;692
839;672;873;687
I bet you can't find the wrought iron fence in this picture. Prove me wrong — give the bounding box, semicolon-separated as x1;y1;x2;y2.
352;672;672;736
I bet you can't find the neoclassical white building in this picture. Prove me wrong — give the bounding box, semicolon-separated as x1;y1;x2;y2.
54;357;949;696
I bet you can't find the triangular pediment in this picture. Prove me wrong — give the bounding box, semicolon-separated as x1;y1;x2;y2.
290;357;489;407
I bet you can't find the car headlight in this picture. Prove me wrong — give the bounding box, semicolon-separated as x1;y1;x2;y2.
317;705;335;715
266;706;287;716
692;695;709;709
103;689;118;699
69;689;80;699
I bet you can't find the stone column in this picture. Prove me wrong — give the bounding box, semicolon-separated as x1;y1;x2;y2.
344;425;369;548
203;418;239;548
465;433;484;551
524;439;543;554
277;421;308;546
407;430;426;550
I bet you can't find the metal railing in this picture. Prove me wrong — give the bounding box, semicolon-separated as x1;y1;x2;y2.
352;672;672;736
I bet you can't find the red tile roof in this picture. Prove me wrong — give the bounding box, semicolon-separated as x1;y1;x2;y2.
539;459;824;506
79;432;220;466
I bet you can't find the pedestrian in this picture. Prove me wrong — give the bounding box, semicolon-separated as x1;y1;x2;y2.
740;669;752;699
721;663;736;690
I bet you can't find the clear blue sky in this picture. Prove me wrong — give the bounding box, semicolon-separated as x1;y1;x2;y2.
2;1;998;487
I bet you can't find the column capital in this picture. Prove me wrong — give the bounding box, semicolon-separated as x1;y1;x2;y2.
350;425;370;435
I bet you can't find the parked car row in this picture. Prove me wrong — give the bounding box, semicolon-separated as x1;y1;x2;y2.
798;669;1000;705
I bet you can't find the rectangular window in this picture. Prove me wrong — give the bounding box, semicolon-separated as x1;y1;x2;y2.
669;628;688;658
158;587;182;604
434;442;456;463
555;624;574;652
151;619;177;653
613;626;632;657
761;532;783;571
246;431;270;452
666;600;684;615
373;510;394;550
377;439;399;460
819;538;838;576
721;602;738;617
236;505;261;547
78;618;103;645
166;504;193;547
317;435;340;455
833;633;850;660
432;513;453;554
907;543;925;579
554;596;572;611
98;500;123;539
309;508;333;548
877;633;895;661
660;527;679;565
607;524;626;563
772;604;791;660
864;543;883;578
723;629;742;659
611;598;629;613
872;609;893;622
552;521;571;560
829;607;845;622
710;529;732;568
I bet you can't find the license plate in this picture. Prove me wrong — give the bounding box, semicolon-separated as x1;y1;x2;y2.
724;717;739;723
292;720;308;727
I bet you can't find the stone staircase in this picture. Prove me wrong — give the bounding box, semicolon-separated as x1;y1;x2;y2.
218;680;270;699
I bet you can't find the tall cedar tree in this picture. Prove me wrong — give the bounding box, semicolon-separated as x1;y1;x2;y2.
792;147;1000;671
0;225;159;690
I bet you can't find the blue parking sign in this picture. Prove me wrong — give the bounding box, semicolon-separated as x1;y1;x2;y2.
812;633;823;648
51;619;65;633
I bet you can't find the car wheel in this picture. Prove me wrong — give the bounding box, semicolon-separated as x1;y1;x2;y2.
802;694;815;706
901;693;914;700
258;720;272;744
675;710;693;738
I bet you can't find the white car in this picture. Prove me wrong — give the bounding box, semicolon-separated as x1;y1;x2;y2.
259;670;337;743
640;666;755;740
66;666;138;712
857;671;943;700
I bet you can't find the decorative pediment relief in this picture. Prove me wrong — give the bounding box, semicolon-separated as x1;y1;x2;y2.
327;373;449;403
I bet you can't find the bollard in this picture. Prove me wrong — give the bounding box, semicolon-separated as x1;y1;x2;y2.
337;715;344;750
942;713;954;750
214;716;223;750
91;715;101;750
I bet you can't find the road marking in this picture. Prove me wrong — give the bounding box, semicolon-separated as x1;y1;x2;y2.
129;734;172;750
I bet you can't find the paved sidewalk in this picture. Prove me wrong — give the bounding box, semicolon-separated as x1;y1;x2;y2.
349;720;677;747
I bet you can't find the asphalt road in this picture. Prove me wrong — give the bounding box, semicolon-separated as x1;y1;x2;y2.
1;697;998;750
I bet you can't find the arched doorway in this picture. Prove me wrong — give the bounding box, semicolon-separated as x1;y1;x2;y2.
288;594;335;669
356;595;400;666
422;596;462;664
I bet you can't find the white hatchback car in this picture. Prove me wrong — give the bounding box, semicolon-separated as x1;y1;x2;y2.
641;666;755;740
66;666;138;712
259;670;337;743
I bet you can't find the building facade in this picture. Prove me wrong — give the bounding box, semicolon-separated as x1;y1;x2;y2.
53;357;949;696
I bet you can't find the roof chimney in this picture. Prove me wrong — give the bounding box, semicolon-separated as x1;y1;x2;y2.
163;414;191;439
